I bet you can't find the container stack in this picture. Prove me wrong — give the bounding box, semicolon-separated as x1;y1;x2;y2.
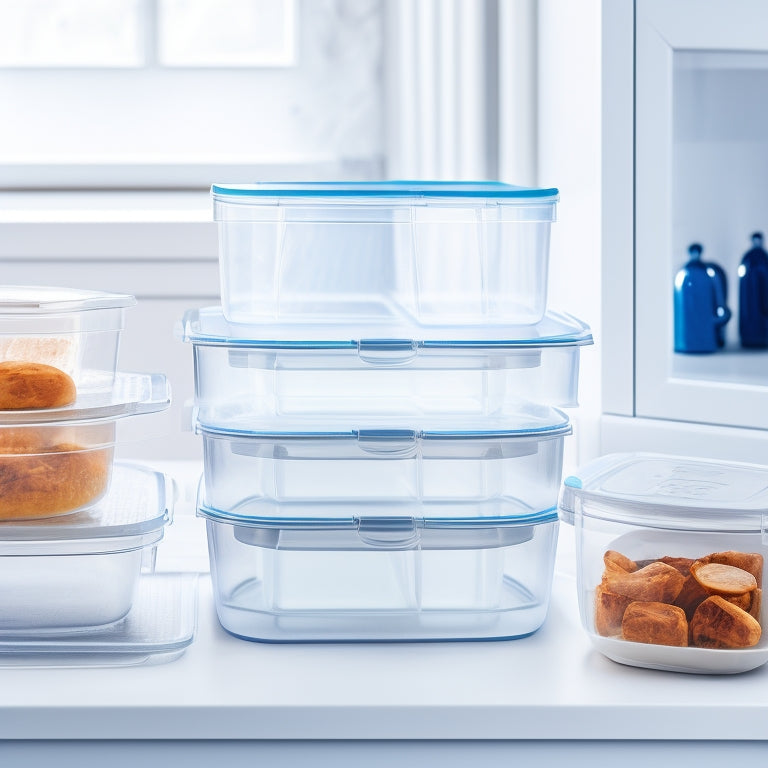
0;286;195;663
182;181;592;642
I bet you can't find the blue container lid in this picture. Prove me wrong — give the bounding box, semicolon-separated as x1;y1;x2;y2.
211;180;559;202
195;405;572;441
179;307;592;349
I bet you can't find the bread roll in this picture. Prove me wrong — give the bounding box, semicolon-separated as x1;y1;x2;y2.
690;596;762;649
622;601;688;647
0;361;76;410
602;561;686;604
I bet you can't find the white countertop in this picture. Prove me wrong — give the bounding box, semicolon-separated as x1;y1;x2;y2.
2;460;768;743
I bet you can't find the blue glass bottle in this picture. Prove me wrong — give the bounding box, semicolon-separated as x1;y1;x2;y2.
738;232;768;349
674;243;731;354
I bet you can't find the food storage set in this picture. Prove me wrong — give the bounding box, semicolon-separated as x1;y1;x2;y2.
559;452;768;674
0;286;196;664
183;181;592;642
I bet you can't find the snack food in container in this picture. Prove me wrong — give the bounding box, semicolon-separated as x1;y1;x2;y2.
0;285;135;396
212;181;558;326
559;452;768;674
0;372;170;520
0;462;174;631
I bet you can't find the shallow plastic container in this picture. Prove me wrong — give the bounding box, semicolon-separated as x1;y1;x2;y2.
212;181;558;326
559;453;768;674
200;494;559;643
0;462;173;632
197;406;570;519
0;372;170;520
181;307;592;420
0;286;136;394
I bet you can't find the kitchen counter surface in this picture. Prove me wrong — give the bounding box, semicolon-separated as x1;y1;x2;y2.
2;461;768;749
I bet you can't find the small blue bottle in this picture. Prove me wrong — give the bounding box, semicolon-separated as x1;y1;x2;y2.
674;243;731;354
738;232;768;349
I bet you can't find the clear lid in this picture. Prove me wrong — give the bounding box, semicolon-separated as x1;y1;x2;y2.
212;180;559;203
0;462;173;553
195;403;572;441
179;306;593;349
559;452;768;531
0;372;170;424
0;286;136;313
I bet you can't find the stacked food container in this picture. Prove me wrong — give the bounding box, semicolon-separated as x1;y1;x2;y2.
182;181;592;642
0;286;196;663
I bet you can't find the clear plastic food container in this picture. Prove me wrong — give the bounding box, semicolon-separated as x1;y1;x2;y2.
0;462;174;632
212;181;558;326
200;492;559;643
197;406;570;518
0;286;136;396
0;372;170;520
181;307;592;420
559;453;768;674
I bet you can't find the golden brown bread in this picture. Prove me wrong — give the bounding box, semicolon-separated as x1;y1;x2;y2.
698;551;763;585
595;585;634;637
690;595;762;649
0;438;111;520
690;561;757;596
0;361;76;410
604;550;637;572
602;560;686;603
621;601;688;647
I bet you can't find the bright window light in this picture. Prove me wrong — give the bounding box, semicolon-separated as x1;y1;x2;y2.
158;0;296;67
0;0;143;68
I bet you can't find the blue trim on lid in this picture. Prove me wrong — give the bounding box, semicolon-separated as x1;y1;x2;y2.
564;476;583;489
211;181;559;200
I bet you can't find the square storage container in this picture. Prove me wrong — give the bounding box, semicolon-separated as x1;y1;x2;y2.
0;461;173;632
0;286;136;395
0;372;170;520
196;405;570;519
212;181;558;326
200;497;559;643
181;307;592;419
559;453;768;674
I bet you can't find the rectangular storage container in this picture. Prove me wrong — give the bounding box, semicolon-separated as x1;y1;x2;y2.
559;453;768;674
0;286;136;395
212;181;558;326
197;407;570;519
0;462;173;632
181;307;592;419
200;500;559;642
0;372;170;520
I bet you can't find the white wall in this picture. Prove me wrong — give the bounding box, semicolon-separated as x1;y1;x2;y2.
537;0;602;475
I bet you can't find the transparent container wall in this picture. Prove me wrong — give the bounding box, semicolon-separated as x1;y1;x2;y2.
0;307;126;393
201;433;565;516
193;343;581;420
573;500;767;645
0;421;116;520
0;549;142;631
672;51;768;382
216;202;554;326
206;518;559;642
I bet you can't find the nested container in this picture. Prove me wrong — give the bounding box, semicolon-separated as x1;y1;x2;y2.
559;453;768;674
0;286;136;395
0;462;173;632
197;405;570;515
200;492;559;643
0;372;170;520
181;307;592;420
212;181;558;326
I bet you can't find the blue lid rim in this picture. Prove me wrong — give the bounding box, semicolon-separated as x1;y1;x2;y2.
211;181;559;200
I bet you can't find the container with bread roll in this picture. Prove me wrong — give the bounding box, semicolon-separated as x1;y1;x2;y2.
0;462;176;633
0;372;170;521
559;452;768;674
0;285;135;399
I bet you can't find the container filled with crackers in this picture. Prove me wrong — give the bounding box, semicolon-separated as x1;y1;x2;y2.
559;453;768;674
